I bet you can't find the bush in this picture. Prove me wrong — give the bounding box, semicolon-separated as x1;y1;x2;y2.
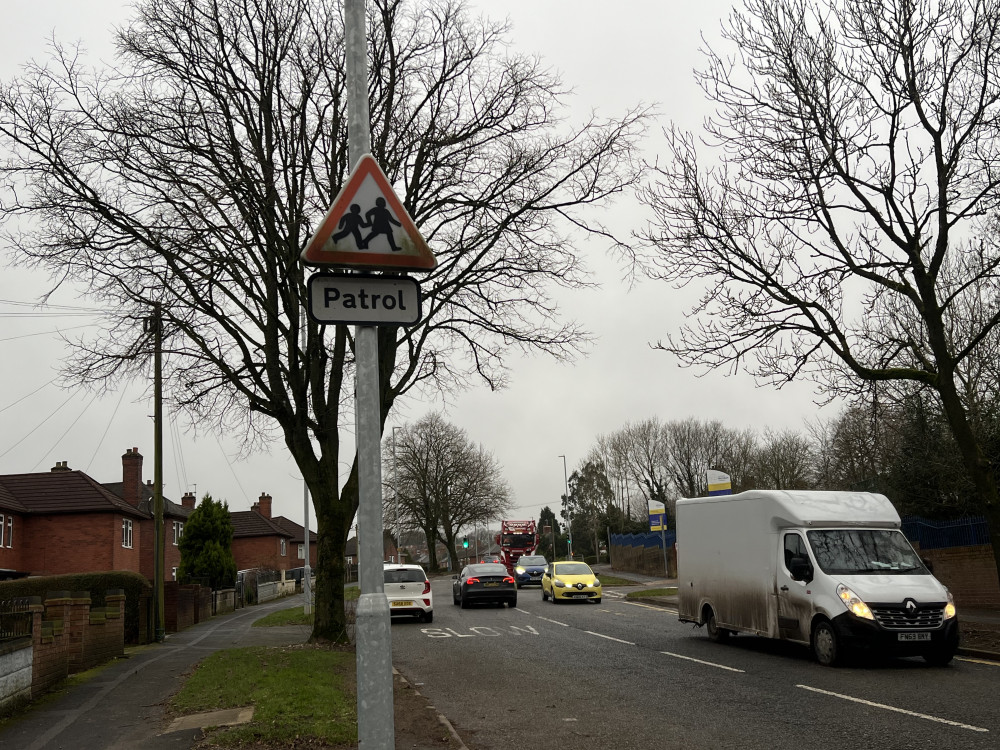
0;571;152;644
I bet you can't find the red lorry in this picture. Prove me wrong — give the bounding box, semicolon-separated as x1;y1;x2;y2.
495;520;539;574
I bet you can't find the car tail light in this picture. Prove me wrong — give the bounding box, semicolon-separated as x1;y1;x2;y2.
504;576;515;584
422;579;431;595
466;577;480;584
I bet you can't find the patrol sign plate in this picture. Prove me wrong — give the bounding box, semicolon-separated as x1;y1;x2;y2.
307;272;421;326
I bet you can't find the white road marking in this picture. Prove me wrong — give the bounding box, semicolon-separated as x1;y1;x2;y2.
624;601;679;614
796;685;989;733
536;616;569;627
957;656;1000;667
659;650;745;673
584;631;635;645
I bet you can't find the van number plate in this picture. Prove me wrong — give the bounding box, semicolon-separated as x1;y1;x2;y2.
897;632;931;642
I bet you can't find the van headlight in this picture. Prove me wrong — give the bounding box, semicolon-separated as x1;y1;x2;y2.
944;591;956;620
515;567;525;574
837;584;874;620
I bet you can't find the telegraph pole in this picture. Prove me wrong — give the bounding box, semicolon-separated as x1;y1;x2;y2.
145;304;165;643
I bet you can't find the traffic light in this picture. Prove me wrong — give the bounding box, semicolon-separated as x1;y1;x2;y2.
462;537;469;548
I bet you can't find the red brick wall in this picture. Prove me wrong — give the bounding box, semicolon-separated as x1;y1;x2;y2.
920;545;1000;608
29;591;125;699
20;514;141;576
232;535;289;572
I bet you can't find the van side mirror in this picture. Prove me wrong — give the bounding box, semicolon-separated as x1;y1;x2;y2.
789;556;813;582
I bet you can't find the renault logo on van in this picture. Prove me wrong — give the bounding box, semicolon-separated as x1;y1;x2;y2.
904;599;917;614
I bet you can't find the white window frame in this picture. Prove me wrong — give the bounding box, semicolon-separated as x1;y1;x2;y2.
298;543;305;560
173;521;184;545
6;515;10;548
280;538;287;556
0;513;4;547
122;518;133;549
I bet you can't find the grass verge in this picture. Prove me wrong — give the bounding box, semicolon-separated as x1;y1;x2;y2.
596;574;640;586
626;586;678;598
252;587;359;628
170;645;356;747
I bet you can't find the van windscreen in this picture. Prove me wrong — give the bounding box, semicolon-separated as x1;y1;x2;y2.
806;529;926;575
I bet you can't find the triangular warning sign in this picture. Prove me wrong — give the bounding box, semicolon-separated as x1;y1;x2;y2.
301;154;437;272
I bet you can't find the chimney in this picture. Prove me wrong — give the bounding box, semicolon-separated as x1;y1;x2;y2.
257;492;272;519
122;447;143;508
50;461;71;472
181;491;196;509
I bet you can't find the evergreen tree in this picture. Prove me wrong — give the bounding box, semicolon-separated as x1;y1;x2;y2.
177;495;237;589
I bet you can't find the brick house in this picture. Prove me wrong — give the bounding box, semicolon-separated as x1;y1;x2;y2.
102;447;194;582
0;448;192;582
270;513;318;569
230;493;295;573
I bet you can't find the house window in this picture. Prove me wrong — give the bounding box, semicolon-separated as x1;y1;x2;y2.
172;567;178;581
6;515;10;548
280;538;287;556
0;514;4;546
122;518;133;549
173;521;184;545
298;543;305;560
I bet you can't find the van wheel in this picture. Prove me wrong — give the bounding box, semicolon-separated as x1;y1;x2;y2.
705;607;729;642
812;620;840;666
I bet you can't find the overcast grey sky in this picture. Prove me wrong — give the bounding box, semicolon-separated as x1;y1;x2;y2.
0;1;834;533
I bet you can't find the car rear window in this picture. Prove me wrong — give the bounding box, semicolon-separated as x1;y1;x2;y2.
384;568;426;583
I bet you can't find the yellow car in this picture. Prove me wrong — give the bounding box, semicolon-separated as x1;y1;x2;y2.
541;561;602;604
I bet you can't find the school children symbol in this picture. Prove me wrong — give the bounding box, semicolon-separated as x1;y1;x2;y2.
302;154;436;271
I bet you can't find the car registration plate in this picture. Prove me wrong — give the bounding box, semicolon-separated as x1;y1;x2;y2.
391;600;413;607
897;632;931;642
484;582;500;587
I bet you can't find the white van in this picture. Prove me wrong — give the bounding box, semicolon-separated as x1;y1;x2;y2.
676;490;959;666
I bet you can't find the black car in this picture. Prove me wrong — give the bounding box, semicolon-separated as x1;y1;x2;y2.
452;563;517;608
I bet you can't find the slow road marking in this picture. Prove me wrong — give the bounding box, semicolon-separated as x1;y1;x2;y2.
796;685;988;733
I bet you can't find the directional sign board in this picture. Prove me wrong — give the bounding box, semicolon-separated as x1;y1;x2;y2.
307;272;422;326
302;154;437;272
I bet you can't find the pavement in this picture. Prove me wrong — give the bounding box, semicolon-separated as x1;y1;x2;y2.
0;594;314;750
592;563;1000;660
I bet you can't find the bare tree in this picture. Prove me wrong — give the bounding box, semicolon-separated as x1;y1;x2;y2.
0;0;648;640
752;428;814;490
635;0;1000;579
384;412;511;571
593;419;672;525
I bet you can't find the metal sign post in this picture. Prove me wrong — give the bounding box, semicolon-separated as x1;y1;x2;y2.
345;2;393;748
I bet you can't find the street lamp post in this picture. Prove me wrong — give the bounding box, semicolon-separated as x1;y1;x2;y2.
559;455;571;560
393;426;402;562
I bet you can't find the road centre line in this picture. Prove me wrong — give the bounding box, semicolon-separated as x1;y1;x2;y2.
535;616;569;626
659;650;746;673
624;601;678;614
584;631;635;645
796;685;989;733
